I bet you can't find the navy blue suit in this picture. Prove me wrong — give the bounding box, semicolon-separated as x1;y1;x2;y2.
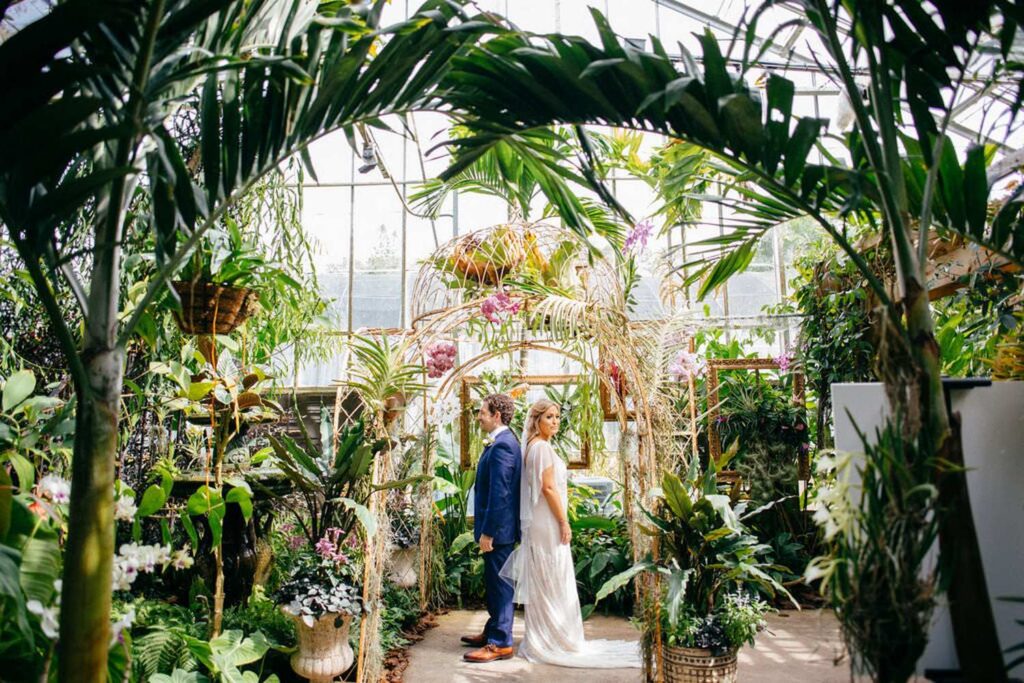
473;428;521;647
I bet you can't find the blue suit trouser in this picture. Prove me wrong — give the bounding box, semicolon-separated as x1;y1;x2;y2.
483;542;515;647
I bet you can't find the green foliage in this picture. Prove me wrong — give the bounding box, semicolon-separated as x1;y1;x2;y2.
662;592;770;654
178;629;276;683
806;421;940;682
222;587;295;651
567;483;632;618
717;374;809;465
931;272;1023;377
791;250;877;449
268;416;387;547
379;585;422;654
597;451;794;644
0;1;498;672
429;439;484;608
345;335;426;423
714;371;817;574
543;377;606;461
0;368;74;493
130;599;206;680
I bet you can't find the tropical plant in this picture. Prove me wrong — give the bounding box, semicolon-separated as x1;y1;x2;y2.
567;483;633;618
1;369;74;495
156;351;275;634
806;421;940;682
439;3;1021;677
379;584;423;655
345;334;427;429
663;592;770;654
0;0;495;675
158;629;280;683
543;377;606;461
791;250;878;449
430;438;483;607
596;446;793;650
268;416;383;549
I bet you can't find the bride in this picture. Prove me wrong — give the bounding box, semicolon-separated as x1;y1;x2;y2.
501;398;641;668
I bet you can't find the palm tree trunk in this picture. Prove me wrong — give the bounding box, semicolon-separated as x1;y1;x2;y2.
902;278;1006;681
57;346;124;682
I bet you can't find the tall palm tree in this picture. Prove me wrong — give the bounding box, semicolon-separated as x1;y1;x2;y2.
437;2;1022;680
0;0;493;678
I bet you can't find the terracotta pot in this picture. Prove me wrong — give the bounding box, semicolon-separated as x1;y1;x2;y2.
172;280;259;335
662;645;737;683
388;545;419;588
288;612;354;683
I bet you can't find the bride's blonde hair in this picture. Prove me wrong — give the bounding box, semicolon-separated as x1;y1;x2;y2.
523;399;560;445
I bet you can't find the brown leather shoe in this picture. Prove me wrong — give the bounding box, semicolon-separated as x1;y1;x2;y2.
463;643;514;663
460;632;487;647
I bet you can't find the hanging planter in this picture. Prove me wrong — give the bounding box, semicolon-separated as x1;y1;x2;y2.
450;225;527;285
383;392;407;426
662;646;737;683
288;612;355;683
171;280;259;335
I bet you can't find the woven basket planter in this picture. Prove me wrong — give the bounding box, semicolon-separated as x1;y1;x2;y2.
172;281;259;335
662;646;737;683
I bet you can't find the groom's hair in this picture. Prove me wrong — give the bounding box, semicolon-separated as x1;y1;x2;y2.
483;393;515;426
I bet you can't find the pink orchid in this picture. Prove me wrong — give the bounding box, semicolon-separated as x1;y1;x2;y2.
624;218;655;254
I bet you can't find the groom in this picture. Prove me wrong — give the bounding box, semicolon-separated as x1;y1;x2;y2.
463;393;521;663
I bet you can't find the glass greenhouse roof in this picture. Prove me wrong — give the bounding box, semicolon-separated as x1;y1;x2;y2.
5;0;1022;384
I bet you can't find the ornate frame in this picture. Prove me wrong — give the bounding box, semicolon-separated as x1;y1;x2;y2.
459;374;592;470
705;358;809;479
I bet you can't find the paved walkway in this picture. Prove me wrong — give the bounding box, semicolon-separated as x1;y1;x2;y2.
402;608;856;682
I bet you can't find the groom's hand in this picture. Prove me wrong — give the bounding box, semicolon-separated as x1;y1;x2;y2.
479;534;494;553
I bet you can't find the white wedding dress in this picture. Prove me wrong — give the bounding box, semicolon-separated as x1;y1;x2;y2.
501;439;641;668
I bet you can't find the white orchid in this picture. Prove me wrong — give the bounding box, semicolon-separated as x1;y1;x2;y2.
113;495;137;522
38;474;70;504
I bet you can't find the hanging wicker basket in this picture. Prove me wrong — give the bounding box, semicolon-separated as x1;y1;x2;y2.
450;226;528;285
662;646;738;683
172;280;259;335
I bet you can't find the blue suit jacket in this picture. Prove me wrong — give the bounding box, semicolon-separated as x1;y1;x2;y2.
473;428;522;545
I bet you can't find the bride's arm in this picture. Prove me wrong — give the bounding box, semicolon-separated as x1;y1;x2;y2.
539;456;571;545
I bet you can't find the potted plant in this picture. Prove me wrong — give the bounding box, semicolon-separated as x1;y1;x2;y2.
449;224;528;285
346;334;427;430
596;446;793;681
274;542;367;683
268;408;429;679
172;220;300;335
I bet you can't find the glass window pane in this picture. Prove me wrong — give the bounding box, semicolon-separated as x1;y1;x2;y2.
302;186;350;329
352;186;404;329
306;130;354;185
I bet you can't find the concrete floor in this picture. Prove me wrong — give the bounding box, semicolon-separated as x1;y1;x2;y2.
402;608;856;682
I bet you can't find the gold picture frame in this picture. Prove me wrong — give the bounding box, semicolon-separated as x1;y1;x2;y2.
705;358;808;479
459;374;592;471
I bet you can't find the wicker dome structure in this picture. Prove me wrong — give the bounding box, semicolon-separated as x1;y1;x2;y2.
410;221;624;331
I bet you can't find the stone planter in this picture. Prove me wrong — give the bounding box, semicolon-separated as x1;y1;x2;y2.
288;612;354;683
388;545;419;588
662;645;737;683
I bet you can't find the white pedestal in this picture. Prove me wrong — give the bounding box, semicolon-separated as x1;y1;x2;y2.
831;381;1024;674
